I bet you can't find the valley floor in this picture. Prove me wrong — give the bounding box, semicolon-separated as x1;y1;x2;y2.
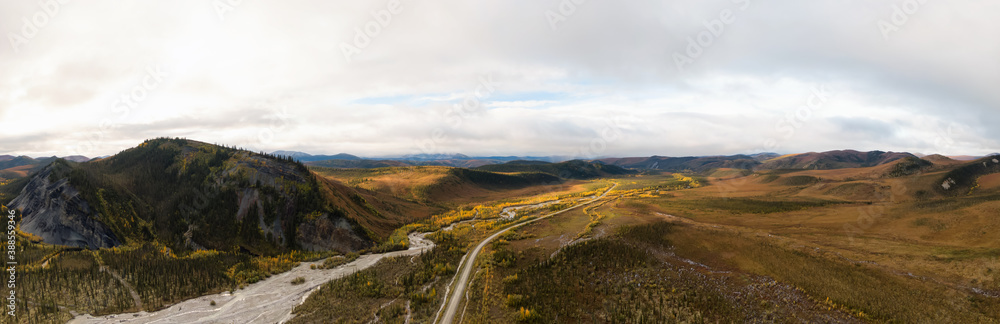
14;163;1000;323
68;233;434;324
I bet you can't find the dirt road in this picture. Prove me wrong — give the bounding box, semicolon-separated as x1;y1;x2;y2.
434;183;617;324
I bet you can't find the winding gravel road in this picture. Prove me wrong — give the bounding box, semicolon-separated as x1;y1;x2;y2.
70;232;435;324
434;183;617;324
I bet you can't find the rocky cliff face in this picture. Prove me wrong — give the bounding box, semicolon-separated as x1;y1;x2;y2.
4;138;406;253
296;213;370;253
9;165;120;249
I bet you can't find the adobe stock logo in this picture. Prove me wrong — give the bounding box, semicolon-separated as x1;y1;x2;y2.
877;0;930;40
340;0;404;63
212;0;245;21
7;0;71;54
672;0;752;72
544;0;589;31
72;64;169;156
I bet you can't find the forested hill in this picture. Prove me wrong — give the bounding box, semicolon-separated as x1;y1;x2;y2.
8;138;427;254
474;160;633;179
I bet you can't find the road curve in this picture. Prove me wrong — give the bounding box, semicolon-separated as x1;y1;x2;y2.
434;183;617;324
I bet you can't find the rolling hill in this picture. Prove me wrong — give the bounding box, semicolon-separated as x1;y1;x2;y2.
937;155;1000;195
474;160;633;179
757;150;916;170
311;165;563;205
306;159;412;169
600;151;919;173
304;156;553;169
272;151;362;162
598;155;763;172
6;138;436;253
0;155;93;182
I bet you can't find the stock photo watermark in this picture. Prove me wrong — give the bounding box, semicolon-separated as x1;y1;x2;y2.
567;116;627;161
672;0;752;72
877;0;930;40
714;83;833;196
765;84;831;150
5;208;17;317
213;0;245;21
544;0;590;31
415;74;496;154
71;64;169;156
7;0;70;54
238;100;294;151
341;0;404;63
843;170;917;245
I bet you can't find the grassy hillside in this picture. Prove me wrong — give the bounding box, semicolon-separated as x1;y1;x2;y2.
311;165;563;206
0;156;58;182
937;155;1000;196
598;155;760;172
449;164;1000;322
758;150;915;170
475;160;633;179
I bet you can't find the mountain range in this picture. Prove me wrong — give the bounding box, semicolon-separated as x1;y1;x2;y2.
3;140;996;255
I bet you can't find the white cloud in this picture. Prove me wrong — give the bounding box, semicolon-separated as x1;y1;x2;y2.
1;0;997;158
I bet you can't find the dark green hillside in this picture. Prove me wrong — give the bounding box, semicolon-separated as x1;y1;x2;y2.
597;155;760;172
47;138;351;253
475;160;632;179
445;168;559;189
885;157;933;177
0;156;58;179
937;155;1000;195
11;138;427;255
0;156;42;169
0;175;29;203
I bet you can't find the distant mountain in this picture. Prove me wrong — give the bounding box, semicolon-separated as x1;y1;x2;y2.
756;150;916;170
62;155;92;162
948;155;983;161
8;138;430;253
307;159;412;169
597;155;760;172
400;153;472;161
0;156;61;180
596;151;918;172
749;152;782;161
300;154;554;169
272;150;362;162
921;154;960;164
475;160;633;179
413;158;514;168
0;156;45;170
0;155;93;172
381;153;552;163
272;150;313;158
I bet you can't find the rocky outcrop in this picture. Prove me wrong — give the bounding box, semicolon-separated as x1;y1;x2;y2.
296;212;371;253
9;166;120;249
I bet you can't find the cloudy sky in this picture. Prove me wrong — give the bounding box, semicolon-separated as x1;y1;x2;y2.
1;0;997;158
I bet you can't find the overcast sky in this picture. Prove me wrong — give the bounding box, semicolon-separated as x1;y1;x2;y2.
1;0;997;158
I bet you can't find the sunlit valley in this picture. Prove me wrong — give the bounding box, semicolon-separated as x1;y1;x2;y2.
3;1;999;323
